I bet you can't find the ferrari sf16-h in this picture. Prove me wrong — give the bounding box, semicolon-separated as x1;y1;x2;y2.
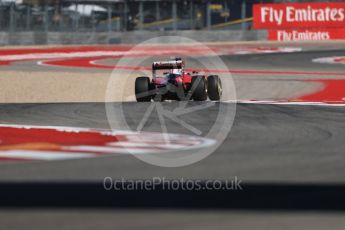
135;58;222;102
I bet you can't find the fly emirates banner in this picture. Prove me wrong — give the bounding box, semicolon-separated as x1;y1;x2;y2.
253;2;345;41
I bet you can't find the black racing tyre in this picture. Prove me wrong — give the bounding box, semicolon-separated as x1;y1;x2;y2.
135;77;152;102
207;75;222;101
191;76;207;101
176;82;187;101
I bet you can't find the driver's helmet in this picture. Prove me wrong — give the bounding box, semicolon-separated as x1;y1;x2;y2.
172;68;182;75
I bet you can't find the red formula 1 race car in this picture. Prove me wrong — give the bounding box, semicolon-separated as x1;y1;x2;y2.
135;58;222;102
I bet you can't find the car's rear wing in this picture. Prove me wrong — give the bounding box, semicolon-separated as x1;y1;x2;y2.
152;60;184;70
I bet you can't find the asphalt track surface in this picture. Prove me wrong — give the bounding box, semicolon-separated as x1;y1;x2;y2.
1;42;345;229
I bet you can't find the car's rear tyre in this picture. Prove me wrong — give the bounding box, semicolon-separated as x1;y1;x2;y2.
191;76;207;101
207;75;222;101
135;77;152;102
176;82;187;101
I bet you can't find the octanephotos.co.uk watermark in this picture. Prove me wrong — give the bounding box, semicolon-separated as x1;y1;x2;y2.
103;176;243;191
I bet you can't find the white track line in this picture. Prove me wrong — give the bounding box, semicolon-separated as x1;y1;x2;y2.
0;150;95;160
312;56;345;65
228;100;345;107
